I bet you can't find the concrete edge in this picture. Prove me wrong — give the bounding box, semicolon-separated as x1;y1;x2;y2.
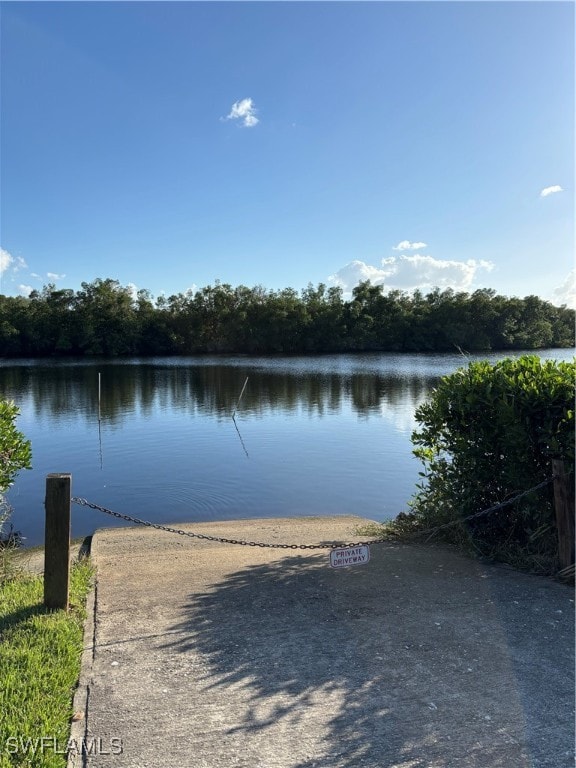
67;556;98;768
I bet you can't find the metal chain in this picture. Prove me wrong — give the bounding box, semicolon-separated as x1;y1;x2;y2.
71;497;380;550
421;477;554;541
72;476;554;550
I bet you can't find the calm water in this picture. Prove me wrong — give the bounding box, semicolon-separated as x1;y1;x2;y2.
1;350;571;546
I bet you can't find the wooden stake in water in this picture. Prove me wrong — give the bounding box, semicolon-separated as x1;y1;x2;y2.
232;415;249;459
232;376;249;419
98;372;103;469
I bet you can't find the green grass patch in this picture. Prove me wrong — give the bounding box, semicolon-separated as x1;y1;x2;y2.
0;560;94;767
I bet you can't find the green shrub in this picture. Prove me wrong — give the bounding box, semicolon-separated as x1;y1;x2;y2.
0;401;31;494
0;402;32;576
405;355;575;571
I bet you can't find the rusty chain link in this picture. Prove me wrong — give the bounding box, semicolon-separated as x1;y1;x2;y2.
72;476;554;550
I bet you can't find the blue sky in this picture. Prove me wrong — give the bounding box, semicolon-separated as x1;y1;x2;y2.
1;1;574;306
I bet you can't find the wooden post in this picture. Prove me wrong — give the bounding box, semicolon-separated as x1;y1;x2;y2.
44;473;71;610
552;459;575;572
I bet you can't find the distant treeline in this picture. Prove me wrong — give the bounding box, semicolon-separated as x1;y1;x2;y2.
1;278;574;357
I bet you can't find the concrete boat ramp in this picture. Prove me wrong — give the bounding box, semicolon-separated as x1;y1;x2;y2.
69;516;574;768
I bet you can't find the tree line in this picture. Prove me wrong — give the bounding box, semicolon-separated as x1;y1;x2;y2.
0;278;573;357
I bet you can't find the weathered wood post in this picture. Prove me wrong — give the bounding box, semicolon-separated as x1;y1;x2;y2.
44;473;71;610
552;459;575;573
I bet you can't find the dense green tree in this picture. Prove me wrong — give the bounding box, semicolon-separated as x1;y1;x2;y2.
0;296;23;356
75;279;138;355
0;278;573;357
23;285;79;354
301;283;346;351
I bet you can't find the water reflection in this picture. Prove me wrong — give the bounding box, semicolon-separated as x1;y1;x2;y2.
1;351;570;547
0;363;438;425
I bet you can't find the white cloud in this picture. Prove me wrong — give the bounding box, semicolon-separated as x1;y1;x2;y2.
328;254;495;296
1;252;70;295
328;260;389;291
224;98;259;127
1;249;28;294
386;254;494;291
540;185;563;197
552;270;576;308
392;240;428;251
0;248;13;275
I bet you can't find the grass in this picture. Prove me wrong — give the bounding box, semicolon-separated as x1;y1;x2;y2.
0;559;94;768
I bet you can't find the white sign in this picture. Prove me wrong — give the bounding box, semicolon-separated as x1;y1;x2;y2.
329;545;370;568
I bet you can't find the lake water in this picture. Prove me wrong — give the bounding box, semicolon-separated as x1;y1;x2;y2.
1;349;571;547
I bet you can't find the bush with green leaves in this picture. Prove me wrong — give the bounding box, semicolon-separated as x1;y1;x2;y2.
0;401;31;551
406;356;575;570
0;401;31;493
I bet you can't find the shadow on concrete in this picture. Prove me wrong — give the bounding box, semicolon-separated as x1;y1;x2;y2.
159;546;574;767
164;554;420;767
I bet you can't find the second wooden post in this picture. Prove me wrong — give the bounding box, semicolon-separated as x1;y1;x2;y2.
552;459;575;573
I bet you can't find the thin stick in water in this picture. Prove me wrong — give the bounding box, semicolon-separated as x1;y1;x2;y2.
232;376;249;419
98;418;103;470
232;416;249;459
98;372;103;469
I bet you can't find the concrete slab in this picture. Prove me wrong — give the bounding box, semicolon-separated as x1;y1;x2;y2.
70;517;574;768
